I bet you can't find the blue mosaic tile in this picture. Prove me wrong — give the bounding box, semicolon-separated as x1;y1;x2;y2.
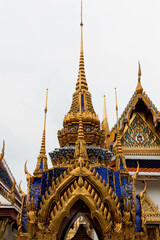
94;167;108;184
81;94;85;111
108;169;114;190
114;172;121;196
40;158;43;169
135;196;142;232
22;196;27;233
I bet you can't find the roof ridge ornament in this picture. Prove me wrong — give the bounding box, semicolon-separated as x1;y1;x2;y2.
102;95;110;136
115;88;128;174
136;61;143;94
34;89;48;175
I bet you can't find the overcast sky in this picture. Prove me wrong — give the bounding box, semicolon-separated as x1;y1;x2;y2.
0;0;160;192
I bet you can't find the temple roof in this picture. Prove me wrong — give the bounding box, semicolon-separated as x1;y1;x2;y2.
106;64;160;156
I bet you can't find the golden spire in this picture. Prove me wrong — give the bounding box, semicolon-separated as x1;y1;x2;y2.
102;95;110;135
115;88;128;173
34;89;48;175
76;0;88;91
136;61;143;94
74;73;89;164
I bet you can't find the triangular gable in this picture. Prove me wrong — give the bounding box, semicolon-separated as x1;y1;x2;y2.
141;193;160;224
121;113;160;148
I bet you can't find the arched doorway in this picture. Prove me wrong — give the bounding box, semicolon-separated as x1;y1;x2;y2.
57;199;103;240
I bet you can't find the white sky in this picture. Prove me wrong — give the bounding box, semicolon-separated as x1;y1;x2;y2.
0;0;160;192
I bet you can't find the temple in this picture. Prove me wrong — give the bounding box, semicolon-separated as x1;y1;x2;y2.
14;1;160;240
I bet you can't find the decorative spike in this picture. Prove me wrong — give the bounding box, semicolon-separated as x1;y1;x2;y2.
106;182;109;191
88;184;92;193
107;212;111;222
64;171;67;177
94;193;98;202
97;198;101;208
91;189;95;198
49;186;52;194
104;207;108;217
19;181;25;198
51;211;54;220
102;95;110;136
71;184;74;192
60;196;65;206
95;172;99;179
42;195;45;203
78;176;84;187
115;196;118;205
45;191;49;199
34;89;48;175
74;180;78;189
84;180;88;189
67;188;71;197
60;174;63;181
112;191;115;199
136;61;143;94
53;205;58;214
40;202;42;209
57;202;61;210
100;203;104;212
76;0;88;91
115;88;128;173
64;192;67;201
109;188;112;195
56;178;59;185
99;175;102;183
92;169;96;175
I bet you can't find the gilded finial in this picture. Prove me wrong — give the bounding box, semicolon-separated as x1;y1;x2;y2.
115;88;128;173
10;178;16;205
102;95;110;135
136;61;143;94
76;0;88;91
0;140;5;164
34;89;48;175
19;181;26;198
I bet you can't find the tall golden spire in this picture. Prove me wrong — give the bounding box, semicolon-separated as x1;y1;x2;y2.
115;88;128;173
136;61;143;94
76;0;88;91
74;73;89;163
102;95;110;135
34;89;48;176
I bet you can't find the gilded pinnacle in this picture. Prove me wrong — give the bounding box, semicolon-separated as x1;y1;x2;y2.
102;95;110;135
115;88;128;173
76;0;88;91
136;61;143;94
40;89;48;155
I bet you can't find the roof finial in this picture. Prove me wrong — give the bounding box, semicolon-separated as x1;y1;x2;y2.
40;89;48;155
76;0;88;91
34;89;48;175
136;61;143;94
102;95;110;135
74;72;89;165
115;88;128;173
80;0;83;53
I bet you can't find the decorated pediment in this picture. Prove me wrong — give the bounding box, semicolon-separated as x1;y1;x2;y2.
121;113;160;148
141;192;160;224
